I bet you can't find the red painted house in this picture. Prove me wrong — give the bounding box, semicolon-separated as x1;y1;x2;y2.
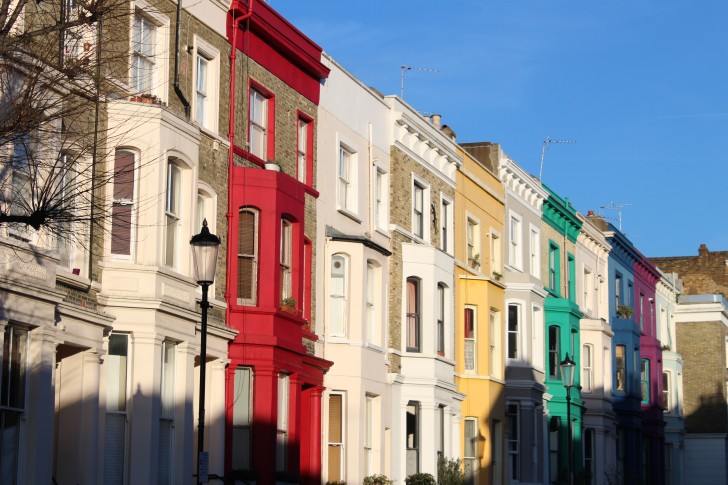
224;2;331;483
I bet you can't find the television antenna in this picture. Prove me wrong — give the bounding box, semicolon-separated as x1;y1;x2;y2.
400;65;439;99
599;202;631;231
539;137;576;181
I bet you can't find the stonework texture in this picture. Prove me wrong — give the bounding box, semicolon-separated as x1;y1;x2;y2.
651;245;728;297
387;145;455;370
676;321;728;432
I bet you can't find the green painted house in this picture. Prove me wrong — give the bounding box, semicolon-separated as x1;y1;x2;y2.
542;185;585;484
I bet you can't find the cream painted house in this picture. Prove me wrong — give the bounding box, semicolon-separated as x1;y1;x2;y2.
316;54;394;484
576;212;618;484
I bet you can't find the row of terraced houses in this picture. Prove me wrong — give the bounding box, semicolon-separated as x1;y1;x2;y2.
2;0;728;484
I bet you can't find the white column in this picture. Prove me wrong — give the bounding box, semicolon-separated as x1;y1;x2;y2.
24;326;60;485
208;358;228;481
175;341;196;485
80;350;104;484
127;332;163;485
419;403;437;476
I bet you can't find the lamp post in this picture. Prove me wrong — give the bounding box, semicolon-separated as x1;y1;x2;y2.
560;353;576;485
190;219;221;485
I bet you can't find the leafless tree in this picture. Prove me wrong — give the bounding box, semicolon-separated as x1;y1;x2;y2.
0;0;153;258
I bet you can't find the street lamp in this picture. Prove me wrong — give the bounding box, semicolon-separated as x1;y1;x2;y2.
560;353;576;485
190;219;221;485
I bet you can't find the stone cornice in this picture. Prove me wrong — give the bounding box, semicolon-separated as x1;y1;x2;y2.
499;157;548;213
542;184;582;243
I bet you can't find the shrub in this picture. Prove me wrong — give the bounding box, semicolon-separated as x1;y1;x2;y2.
405;473;436;485
437;457;464;485
364;475;393;485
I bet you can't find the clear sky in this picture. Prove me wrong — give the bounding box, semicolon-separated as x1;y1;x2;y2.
271;0;728;257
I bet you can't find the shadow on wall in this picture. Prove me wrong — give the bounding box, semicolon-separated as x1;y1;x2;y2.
685;382;728;434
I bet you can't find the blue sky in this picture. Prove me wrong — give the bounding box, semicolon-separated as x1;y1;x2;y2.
272;0;728;257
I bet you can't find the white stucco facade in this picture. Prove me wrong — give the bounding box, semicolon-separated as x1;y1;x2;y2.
384;96;464;484
316;55;394;484
576;214;617;484
655;269;685;485
499;152;550;485
98;100;235;484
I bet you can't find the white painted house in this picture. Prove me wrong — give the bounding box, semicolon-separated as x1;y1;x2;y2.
316;54;394;484
576;212;618;484
384;96;464;483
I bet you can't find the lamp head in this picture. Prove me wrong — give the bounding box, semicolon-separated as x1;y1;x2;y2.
190;219;221;285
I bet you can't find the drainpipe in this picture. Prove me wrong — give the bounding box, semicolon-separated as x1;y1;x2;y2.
174;0;191;119
224;1;254;315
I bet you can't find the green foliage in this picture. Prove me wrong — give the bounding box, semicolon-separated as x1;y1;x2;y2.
617;304;633;318
405;472;436;485
363;475;393;485
437;456;464;485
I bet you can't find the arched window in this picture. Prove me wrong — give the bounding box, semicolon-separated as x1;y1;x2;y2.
548;325;560;379
437;283;446;355
280;219;292;302
164;160;182;268
406;278;421;352
507;304;520;360
464;306;476;371
582;344;593;392
238;208;259;305
111;150;136;257
330;254;347;336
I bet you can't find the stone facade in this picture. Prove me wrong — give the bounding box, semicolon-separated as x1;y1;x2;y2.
652;244;728;297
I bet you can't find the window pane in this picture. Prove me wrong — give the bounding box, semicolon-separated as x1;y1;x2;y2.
232;367;252;470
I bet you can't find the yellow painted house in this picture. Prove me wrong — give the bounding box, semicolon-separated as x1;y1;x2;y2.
454;146;506;485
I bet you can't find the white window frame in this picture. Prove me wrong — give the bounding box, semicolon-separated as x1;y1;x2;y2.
280;219;292;302
158;340;175;484
192;37;220;132
411;177;429;241
507;303;520;361
440;195;454;254
237;207;259;306
490;310;499;377
464;305;477;372
366;261;382;347
506;403;519;481
164;161;182;269
110;149;138;260
337;137;358;217
508;211;523;271
296;117;311;184
329;254;348;338
232;366;253;471
328;392;345;481
130;3;169;101
365;395;374;475
374;165;388;232
406;401;420;476
276;373;289;472
663;370;671;414
437;283;447;356
490;229;502;276
583;266;593;314
463;417;478;480
582;343;593;392
248;88;269;160
529;225;540;278
104;333;130;485
466;213;481;268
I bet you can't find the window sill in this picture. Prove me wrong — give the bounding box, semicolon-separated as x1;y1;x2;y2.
198;125;230;147
337;207;362;223
56;268;92;291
